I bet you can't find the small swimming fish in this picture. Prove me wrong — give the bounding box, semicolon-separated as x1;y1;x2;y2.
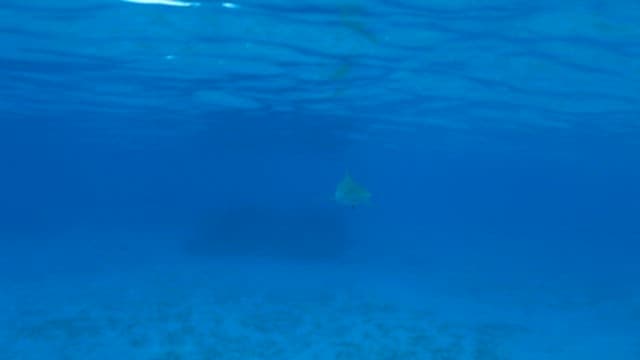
334;172;371;207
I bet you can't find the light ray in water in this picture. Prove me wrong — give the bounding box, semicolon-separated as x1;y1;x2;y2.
221;2;238;9
121;0;200;7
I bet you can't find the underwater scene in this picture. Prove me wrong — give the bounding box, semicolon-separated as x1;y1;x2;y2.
1;0;639;359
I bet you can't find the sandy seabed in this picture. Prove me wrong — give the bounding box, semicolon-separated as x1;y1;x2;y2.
1;257;638;360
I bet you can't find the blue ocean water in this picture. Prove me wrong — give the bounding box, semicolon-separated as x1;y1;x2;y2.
1;0;639;358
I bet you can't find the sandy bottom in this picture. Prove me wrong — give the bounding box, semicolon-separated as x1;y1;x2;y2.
1;257;638;359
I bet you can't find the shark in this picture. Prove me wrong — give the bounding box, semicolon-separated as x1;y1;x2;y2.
334;172;371;207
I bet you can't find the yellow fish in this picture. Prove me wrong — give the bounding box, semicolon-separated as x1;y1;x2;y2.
334;172;371;207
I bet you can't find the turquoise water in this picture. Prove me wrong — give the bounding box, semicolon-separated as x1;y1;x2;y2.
1;0;639;359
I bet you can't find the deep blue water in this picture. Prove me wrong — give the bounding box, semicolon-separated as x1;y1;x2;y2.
1;0;639;359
